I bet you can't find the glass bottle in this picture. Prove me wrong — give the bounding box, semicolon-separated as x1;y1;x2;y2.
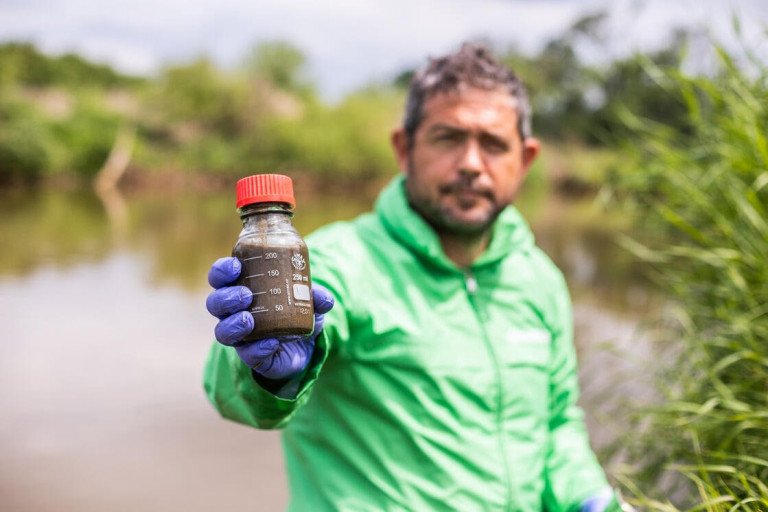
231;174;314;341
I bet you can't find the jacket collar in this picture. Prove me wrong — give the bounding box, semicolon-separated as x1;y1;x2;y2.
376;174;534;271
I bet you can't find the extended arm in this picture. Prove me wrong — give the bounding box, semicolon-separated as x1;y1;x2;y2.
203;257;334;429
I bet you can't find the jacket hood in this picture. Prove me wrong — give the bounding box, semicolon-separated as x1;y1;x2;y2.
376;174;535;271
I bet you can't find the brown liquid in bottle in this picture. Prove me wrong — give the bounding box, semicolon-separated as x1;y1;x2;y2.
232;175;314;341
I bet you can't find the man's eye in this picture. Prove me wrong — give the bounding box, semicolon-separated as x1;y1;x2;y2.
481;136;509;154
432;132;463;145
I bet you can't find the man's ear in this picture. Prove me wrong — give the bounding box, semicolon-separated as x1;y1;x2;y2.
391;127;410;173
521;137;541;174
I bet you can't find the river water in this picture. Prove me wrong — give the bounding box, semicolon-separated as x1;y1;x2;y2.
0;181;658;511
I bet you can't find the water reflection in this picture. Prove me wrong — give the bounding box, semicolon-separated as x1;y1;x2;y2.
0;188;112;275
0;183;656;511
0;183;650;306
0;253;286;511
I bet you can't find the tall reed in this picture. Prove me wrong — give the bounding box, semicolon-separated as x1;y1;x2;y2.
608;39;768;511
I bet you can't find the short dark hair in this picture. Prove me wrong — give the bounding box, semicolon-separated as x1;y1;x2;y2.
402;42;532;146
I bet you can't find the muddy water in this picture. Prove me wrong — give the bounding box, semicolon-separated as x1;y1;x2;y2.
0;184;657;511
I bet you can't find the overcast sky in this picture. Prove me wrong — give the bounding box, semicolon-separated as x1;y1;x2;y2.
1;0;766;100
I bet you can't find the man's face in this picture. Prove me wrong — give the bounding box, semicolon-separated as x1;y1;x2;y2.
392;87;539;236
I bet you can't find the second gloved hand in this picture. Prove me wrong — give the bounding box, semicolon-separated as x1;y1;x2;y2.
206;257;335;380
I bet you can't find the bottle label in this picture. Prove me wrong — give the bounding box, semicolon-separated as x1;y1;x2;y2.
233;245;314;339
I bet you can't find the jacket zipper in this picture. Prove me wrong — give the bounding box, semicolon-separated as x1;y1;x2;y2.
464;270;514;511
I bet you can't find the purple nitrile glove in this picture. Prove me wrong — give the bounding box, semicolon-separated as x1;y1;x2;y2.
206;256;334;380
580;488;617;512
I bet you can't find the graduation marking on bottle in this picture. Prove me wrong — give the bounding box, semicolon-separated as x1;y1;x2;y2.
235;245;315;338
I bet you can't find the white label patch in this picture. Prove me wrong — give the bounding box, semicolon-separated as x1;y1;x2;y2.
293;284;311;301
506;328;550;345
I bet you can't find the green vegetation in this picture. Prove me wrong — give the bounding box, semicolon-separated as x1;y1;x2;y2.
1;15;767;512
0;41;403;184
0;43;142;183
0;13;699;188
607;38;768;511
0;41;143;89
498;14;691;148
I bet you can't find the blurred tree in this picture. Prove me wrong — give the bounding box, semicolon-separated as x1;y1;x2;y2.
151;57;251;137
504;14;691;146
589;29;692;145
569;11;609;39
0;42;142;89
0;97;54;183
499;11;609;142
0;42;53;86
392;69;415;91
520;37;597;140
242;41;312;96
258;87;402;178
51;98;122;178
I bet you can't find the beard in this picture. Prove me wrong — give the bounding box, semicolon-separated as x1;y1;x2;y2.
405;169;504;237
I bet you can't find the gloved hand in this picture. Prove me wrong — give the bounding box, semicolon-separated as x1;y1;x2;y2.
581;488;633;512
206;256;334;380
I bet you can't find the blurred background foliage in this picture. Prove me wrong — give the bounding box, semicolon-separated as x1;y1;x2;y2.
1;10;766;511
0;11;701;189
604;35;768;511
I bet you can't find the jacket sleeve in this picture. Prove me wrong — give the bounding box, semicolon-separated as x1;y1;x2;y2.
202;327;332;430
202;231;351;431
542;278;609;512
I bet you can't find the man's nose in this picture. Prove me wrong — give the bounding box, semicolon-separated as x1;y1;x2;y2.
457;140;484;175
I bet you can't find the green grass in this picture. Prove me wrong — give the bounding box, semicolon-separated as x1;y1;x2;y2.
607;40;768;511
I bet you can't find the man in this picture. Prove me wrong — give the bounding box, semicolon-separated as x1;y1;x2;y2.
205;43;622;512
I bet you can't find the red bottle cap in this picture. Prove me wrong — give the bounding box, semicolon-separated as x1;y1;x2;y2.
236;174;295;208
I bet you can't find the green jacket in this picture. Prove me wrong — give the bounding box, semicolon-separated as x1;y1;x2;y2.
204;175;608;512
